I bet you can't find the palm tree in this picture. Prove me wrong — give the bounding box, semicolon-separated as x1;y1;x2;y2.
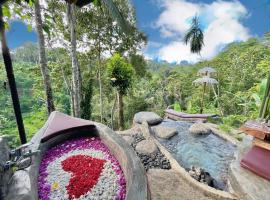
184;15;204;55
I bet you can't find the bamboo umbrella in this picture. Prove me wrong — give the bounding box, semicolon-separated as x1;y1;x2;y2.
193;76;218;114
198;67;216;76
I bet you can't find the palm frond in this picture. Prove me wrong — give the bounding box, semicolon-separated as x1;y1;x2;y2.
184;29;195;44
101;0;130;34
184;15;204;54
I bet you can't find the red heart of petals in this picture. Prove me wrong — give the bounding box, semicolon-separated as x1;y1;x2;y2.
61;155;105;199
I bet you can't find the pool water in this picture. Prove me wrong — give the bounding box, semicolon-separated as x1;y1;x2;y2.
155;120;236;190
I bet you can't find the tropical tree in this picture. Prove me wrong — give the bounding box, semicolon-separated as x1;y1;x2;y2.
184;15;204;55
106;54;134;130
66;3;81;117
34;0;55;114
76;0;146;122
53;0;130;118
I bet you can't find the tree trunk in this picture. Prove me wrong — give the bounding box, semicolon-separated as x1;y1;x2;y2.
117;91;124;130
111;92;117;130
34;0;55;114
200;82;206;114
67;4;81;117
98;42;103;123
0;7;26;144
98;66;103;122
96;15;103;123
60;65;73;115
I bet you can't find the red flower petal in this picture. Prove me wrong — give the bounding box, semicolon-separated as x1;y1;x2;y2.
61;155;105;199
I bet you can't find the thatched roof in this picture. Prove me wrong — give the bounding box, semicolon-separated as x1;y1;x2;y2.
193;76;219;85
198;67;216;76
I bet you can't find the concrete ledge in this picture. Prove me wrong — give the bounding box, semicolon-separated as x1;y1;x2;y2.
229;141;270;200
204;123;240;146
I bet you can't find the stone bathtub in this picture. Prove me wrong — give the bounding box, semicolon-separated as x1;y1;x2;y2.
5;111;148;200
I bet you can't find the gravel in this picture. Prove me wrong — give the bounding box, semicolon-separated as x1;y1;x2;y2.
131;134;171;171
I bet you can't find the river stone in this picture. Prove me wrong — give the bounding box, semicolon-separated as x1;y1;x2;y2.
135;140;158;155
134;112;163;125
189;123;211;135
153;126;177;139
123;135;133;145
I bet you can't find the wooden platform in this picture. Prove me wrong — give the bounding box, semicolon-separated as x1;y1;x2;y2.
253;138;270;151
240;120;270;140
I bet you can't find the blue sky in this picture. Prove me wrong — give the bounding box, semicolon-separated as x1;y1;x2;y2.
7;0;270;63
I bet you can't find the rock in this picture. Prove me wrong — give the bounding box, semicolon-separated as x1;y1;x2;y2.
0;137;11;199
189;123;211;135
135;140;158;155
153;126;177;139
122;136;133;145
134;112;163;125
188;166;215;188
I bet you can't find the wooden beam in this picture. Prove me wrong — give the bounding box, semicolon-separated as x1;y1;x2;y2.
253;138;270;151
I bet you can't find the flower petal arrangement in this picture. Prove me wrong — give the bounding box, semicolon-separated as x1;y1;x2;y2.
38;137;126;200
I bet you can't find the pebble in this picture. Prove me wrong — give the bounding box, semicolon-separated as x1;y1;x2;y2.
131;134;171;171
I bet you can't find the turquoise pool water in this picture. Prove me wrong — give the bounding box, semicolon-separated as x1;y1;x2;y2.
155;120;236;190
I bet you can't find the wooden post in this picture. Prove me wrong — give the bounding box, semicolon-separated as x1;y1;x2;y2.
0;7;27;144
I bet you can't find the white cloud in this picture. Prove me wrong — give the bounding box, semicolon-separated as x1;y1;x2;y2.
150;0;251;63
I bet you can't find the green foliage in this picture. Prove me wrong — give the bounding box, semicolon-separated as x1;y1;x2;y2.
222;115;248;128
129;54;147;77
106;53;134;95
1;0;270;142
173;102;181;112
81;79;93;120
124;96;148;126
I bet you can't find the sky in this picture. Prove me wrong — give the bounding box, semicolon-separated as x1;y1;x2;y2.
6;0;270;63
